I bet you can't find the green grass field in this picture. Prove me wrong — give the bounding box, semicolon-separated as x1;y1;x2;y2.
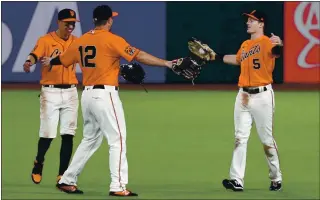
2;90;319;199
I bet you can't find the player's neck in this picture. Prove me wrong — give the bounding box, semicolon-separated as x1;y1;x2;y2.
56;30;70;41
94;26;110;31
250;32;263;40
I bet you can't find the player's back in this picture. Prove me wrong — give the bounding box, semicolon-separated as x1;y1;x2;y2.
75;29;123;86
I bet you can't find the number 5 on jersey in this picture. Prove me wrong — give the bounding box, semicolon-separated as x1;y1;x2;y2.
79;46;96;68
253;58;260;69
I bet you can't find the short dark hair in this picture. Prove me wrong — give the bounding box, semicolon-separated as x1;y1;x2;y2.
94;20;108;27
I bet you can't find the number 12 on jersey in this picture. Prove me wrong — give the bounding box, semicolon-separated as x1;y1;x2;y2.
79;46;97;68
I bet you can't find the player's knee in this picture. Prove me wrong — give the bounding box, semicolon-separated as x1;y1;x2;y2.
263;144;274;157
39;137;54;143
40;135;56;139
109;143;122;149
61;134;74;144
235;136;249;144
262;140;274;148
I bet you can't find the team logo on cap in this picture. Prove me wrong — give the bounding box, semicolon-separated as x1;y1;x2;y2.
70;10;75;17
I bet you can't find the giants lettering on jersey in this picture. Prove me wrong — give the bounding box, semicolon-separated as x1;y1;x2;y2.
240;44;261;62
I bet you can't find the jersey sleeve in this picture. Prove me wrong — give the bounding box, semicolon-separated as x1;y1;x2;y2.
265;39;278;58
30;37;46;61
60;42;78;67
236;45;243;64
110;35;140;62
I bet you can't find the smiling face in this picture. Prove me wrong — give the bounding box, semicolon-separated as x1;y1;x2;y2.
246;17;264;34
58;20;75;36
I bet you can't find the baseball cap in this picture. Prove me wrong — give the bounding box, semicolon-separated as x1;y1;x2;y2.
242;10;267;23
93;5;119;22
58;9;80;22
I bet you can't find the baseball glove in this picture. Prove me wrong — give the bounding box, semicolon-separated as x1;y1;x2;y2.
188;37;217;63
120;62;145;84
171;57;202;80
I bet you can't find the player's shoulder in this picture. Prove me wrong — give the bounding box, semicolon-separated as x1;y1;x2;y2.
258;35;274;49
38;32;53;41
32;32;53;44
107;31;126;42
240;39;250;46
38;32;60;43
70;34;78;40
97;31;127;44
261;35;272;44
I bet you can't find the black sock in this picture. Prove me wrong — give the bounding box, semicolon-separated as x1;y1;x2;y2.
35;137;53;164
59;135;74;175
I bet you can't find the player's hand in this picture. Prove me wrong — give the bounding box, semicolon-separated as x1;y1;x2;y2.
23;61;33;73
270;33;283;46
41;57;54;72
165;61;173;69
41;57;51;66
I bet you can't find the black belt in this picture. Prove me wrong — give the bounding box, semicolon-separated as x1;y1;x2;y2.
83;85;119;90
43;84;76;89
243;86;267;94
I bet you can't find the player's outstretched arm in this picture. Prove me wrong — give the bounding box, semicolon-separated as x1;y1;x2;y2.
41;43;77;71
135;51;202;80
135;51;172;68
40;56;63;71
114;36;200;80
222;55;240;66
41;54;75;72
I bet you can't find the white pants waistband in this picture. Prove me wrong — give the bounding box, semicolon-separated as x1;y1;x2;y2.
239;84;272;92
83;85;119;92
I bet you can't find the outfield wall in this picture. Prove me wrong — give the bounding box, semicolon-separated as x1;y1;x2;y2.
2;2;319;84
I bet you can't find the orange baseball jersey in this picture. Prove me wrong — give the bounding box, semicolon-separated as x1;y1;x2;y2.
31;32;78;85
58;29;140;86
236;35;277;87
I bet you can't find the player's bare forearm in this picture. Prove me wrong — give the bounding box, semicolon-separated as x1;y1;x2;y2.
135;51;172;68
223;55;240;66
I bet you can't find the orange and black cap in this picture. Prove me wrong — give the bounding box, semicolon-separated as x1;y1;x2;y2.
58;9;80;22
243;10;267;23
93;5;118;22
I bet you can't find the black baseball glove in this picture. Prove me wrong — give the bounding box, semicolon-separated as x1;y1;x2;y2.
171;57;202;80
120;62;146;84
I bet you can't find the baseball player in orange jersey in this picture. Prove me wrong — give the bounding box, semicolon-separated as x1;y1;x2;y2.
41;5;191;197
209;10;283;191
23;9;79;185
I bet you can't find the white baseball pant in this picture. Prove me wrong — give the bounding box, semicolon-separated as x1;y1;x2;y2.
229;84;282;186
39;86;78;138
59;85;128;192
